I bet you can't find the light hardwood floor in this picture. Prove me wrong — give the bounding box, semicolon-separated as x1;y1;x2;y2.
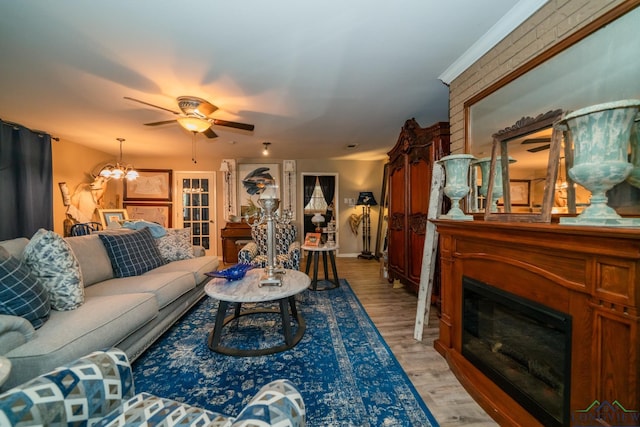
335;257;498;427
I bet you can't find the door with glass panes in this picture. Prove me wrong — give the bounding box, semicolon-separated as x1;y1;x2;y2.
174;172;217;256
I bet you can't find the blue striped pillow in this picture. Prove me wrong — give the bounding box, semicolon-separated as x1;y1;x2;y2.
0;247;50;329
98;227;166;278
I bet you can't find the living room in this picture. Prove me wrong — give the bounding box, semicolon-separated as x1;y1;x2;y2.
2;1;640;426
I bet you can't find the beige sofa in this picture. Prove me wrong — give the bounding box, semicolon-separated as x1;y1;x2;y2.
0;232;219;391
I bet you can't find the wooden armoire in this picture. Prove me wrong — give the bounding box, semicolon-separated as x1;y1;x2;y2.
387;119;450;293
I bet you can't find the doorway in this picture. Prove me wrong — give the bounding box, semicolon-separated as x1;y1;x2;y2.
301;173;338;244
174;172;217;256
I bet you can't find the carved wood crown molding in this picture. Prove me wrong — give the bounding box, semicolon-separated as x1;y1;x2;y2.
492;109;563;141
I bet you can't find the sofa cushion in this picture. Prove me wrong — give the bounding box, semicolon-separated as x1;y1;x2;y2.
22;229;84;311
85;271;195;309
149;255;219;285
4;293;157;390
95;392;230;427
99;227;166;278
0;247;50;329
65;234;115;286
155;228;195;262
0;238;29;259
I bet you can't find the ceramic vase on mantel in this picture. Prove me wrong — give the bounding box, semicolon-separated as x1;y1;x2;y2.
474;156;516;213
559;99;640;227
626;118;640;189
440;154;476;220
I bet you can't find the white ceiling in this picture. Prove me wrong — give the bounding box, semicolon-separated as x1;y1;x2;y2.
0;0;527;161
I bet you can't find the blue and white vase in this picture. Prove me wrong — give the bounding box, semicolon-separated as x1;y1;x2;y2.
474;156;515;213
560;99;640;226
626;118;640;189
440;154;476;220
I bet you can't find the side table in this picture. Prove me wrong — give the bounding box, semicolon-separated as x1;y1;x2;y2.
302;244;340;291
0;356;11;388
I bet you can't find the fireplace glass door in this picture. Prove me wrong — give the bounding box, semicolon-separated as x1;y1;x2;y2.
462;276;572;427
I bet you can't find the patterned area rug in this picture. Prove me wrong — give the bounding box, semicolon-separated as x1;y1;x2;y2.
132;279;439;427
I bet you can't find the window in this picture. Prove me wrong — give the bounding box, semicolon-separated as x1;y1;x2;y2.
304;177;328;213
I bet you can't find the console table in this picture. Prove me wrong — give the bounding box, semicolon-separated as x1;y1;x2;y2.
433;220;639;427
220;221;252;264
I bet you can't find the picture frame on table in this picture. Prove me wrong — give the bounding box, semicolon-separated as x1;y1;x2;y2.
98;209;129;229
124;169;172;201
237;163;281;216
123;203;172;228
304;232;322;247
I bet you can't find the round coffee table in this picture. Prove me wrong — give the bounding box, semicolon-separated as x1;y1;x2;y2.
205;268;310;356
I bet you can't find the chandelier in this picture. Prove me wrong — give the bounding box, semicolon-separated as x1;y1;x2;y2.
99;138;139;180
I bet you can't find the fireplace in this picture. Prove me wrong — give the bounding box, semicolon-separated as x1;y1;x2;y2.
462;276;572;427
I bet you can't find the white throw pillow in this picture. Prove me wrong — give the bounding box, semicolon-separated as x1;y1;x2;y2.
155;228;195;262
23;228;84;311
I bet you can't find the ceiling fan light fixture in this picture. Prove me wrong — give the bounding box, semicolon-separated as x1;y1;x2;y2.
262;142;271;156
177;116;211;133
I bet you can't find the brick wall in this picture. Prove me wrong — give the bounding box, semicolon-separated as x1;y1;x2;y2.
448;0;627;154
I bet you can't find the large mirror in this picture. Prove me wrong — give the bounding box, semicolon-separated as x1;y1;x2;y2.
466;4;640;217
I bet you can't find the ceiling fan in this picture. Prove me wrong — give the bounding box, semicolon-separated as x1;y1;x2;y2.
521;137;551;153
124;96;255;138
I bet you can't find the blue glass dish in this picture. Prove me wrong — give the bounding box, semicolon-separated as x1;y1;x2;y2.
206;264;255;281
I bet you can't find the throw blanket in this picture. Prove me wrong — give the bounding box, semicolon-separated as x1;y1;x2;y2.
122;220;167;237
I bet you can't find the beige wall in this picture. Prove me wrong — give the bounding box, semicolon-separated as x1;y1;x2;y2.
448;0;626;154
52;141;386;257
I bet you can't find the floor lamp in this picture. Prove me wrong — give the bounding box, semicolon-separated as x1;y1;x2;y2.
356;191;377;260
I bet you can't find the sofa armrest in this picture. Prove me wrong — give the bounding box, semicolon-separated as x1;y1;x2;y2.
238;241;258;264
0;348;134;425
0;315;35;355
231;379;306;427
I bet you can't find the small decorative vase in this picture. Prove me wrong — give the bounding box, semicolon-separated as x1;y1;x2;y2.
440;154;476;220
626;118;640;189
474;157;515;213
559;99;640;226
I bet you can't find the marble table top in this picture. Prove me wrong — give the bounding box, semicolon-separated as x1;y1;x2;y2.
205;268;310;303
301;244;339;252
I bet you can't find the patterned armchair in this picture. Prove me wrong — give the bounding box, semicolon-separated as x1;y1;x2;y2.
0;348;306;427
238;222;301;270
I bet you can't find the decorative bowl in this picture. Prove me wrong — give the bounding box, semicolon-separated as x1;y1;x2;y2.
206;264;254;281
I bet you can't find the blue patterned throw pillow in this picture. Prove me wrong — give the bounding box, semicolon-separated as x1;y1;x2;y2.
0;247;50;329
23;229;85;311
99;227;166;278
155;228;195;262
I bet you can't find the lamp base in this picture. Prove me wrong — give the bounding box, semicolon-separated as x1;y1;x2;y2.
358;252;376;260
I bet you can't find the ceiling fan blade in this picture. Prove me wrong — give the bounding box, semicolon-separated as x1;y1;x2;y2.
144;120;177;126
212;119;255;131
124;96;180;115
527;144;551;153
521;137;551;145
203;128;218;138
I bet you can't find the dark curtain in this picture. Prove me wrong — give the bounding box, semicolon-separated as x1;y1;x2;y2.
317;176;335;207
303;175;316;207
0;120;53;240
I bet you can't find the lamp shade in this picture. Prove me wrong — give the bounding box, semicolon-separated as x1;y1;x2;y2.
177;117;211;133
356;191;377;206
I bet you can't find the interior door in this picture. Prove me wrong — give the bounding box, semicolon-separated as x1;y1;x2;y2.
174;172;217;256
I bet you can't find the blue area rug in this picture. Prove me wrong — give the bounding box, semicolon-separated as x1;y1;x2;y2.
132;279;438;426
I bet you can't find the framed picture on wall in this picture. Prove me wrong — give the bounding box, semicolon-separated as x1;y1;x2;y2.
237;163;281;216
124;169;172;201
98;209;129;229
123;203;172;227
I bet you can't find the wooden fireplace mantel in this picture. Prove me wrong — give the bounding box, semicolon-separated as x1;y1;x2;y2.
433;219;639;427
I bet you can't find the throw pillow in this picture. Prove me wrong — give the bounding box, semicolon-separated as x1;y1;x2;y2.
98;227;166;278
23;229;85;311
0;246;50;329
155;228;195;262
